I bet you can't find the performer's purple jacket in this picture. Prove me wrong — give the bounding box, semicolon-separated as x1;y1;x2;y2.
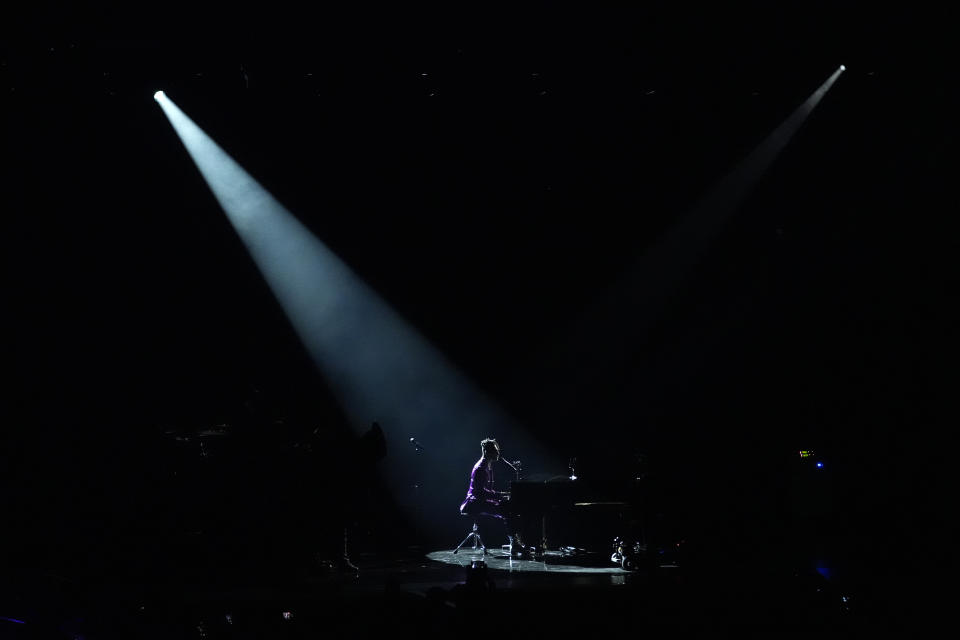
459;458;503;518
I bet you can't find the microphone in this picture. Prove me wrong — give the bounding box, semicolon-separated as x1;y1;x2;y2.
409;437;424;452
500;457;517;471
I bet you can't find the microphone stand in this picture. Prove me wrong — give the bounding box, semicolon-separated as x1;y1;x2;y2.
500;456;537;555
500;457;521;483
498;457;522;511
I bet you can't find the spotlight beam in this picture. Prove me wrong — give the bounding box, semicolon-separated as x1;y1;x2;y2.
520;66;847;422
153;93;553;540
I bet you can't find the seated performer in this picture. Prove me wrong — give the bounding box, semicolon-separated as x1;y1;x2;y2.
459;437;530;557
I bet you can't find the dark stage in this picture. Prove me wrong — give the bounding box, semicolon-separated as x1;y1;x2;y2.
2;3;954;637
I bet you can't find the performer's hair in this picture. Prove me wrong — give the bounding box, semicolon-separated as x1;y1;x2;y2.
480;438;499;456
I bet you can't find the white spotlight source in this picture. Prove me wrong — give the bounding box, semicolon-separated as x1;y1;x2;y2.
153;90;165;102
839;65;846;71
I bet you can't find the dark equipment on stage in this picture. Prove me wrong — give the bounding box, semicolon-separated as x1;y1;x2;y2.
464;558;495;593
610;537;652;571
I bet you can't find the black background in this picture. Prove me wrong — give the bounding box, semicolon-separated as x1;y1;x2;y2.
2;0;954;610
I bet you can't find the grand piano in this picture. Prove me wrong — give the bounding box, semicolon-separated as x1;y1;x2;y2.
505;473;647;553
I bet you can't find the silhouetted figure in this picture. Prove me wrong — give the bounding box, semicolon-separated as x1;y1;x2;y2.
460;438;530;557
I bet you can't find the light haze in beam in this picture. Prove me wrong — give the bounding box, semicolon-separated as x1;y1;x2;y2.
154;92;553;535
524;66;846;423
